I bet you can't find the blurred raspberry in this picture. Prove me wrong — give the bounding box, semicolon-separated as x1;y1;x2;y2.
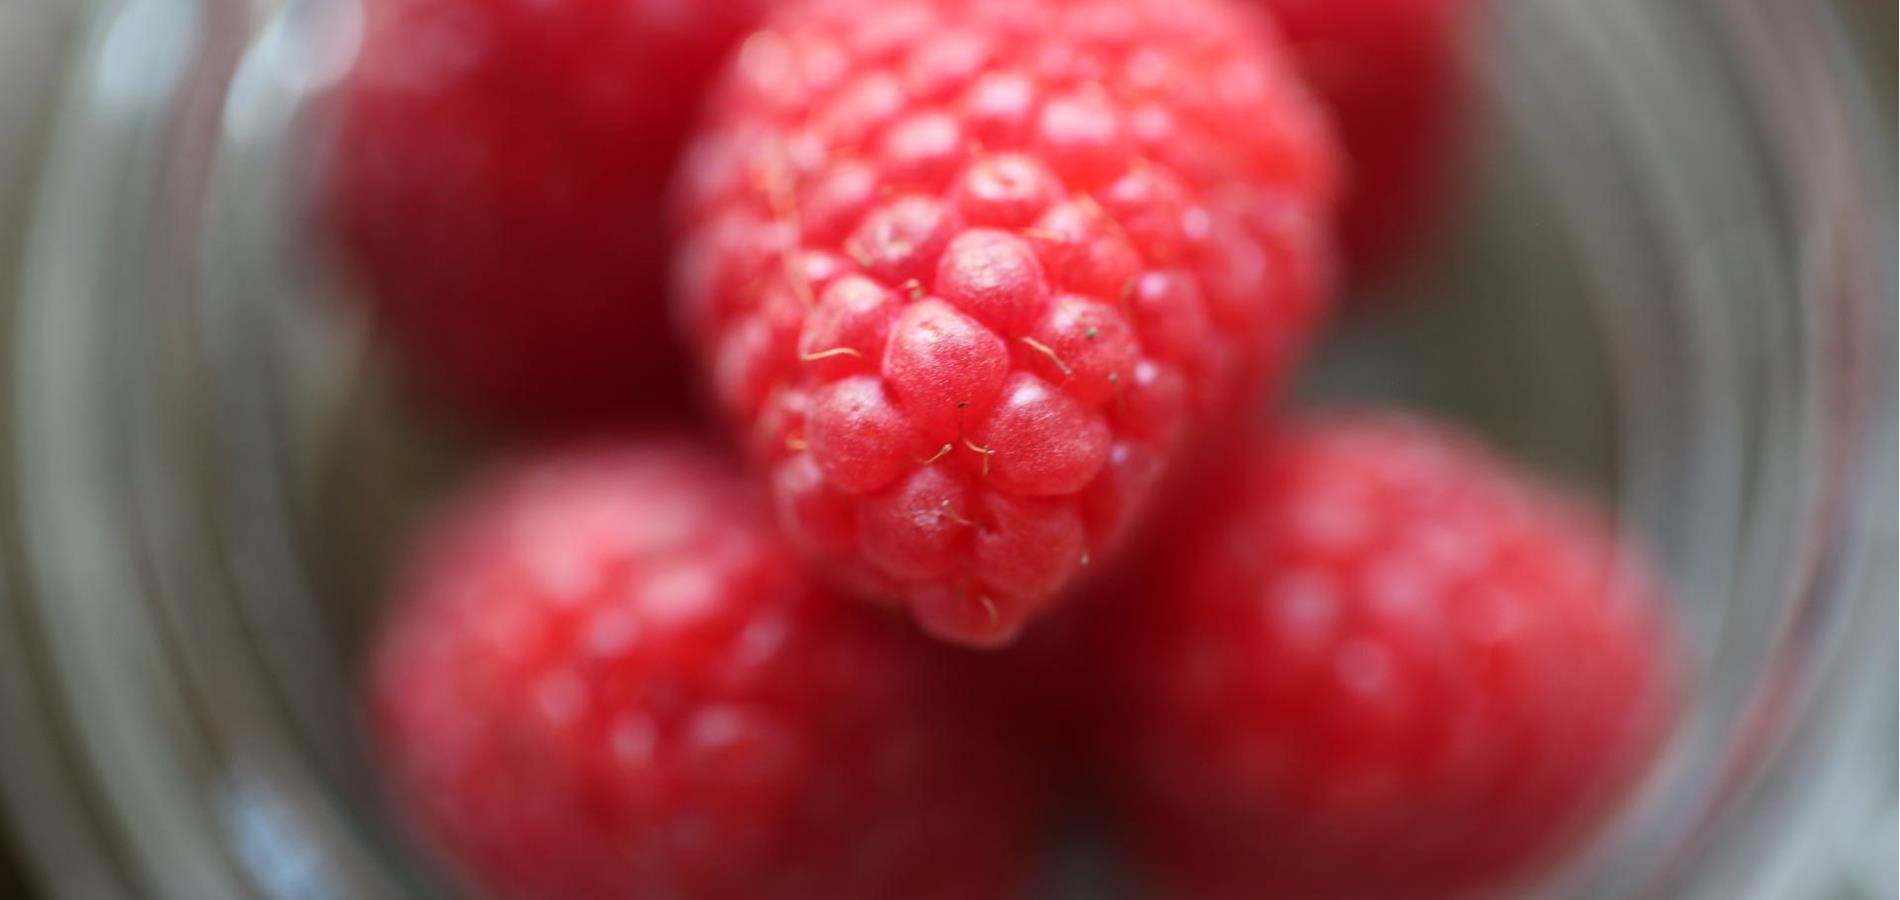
1099;412;1681;900
370;439;1042;900
675;0;1342;647
323;0;774;431
1265;0;1473;279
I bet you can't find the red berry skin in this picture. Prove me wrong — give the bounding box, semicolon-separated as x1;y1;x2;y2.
1263;0;1473;280
1098;413;1681;900
323;0;774;431
675;0;1343;647
370;440;1043;900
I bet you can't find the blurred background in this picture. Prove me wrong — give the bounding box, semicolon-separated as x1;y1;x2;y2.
0;0;1891;897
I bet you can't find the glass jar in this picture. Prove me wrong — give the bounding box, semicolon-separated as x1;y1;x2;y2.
0;0;1891;898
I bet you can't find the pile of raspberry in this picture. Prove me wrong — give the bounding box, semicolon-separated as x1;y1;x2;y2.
323;0;1684;898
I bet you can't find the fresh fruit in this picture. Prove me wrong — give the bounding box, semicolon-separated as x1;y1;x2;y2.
370;440;1041;900
674;0;1342;647
323;0;773;430
1099;412;1681;900
1263;0;1472;278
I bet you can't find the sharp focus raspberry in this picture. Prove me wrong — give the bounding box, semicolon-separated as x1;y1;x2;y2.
1099;412;1681;900
674;0;1343;647
370;440;1042;900
324;0;773;430
1262;0;1473;278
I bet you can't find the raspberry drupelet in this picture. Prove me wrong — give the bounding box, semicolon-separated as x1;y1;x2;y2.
1098;412;1682;900
675;0;1343;647
370;440;1042;900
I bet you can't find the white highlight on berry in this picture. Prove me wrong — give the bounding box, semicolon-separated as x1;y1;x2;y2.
638;564;721;624
1334;639;1394;698
1266;568;1341;650
536;670;588;724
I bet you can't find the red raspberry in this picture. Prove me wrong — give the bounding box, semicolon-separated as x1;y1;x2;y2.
1263;0;1474;278
370;440;1042;900
323;0;773;430
675;0;1342;646
1099;413;1681;900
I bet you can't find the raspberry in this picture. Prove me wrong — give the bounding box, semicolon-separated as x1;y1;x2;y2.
1263;0;1473;278
323;0;773;430
1098;412;1681;900
675;0;1342;646
370;440;1042;900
